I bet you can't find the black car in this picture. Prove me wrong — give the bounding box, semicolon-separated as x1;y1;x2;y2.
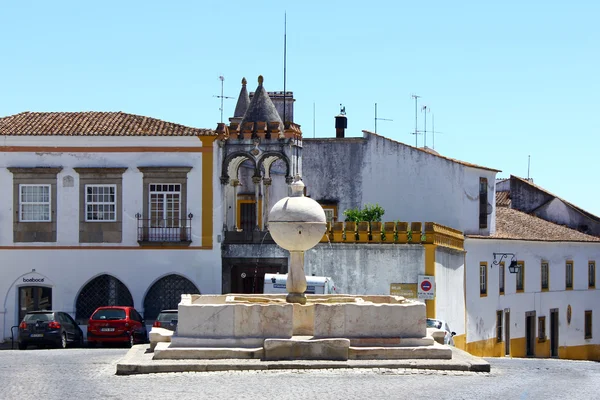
152;309;178;332
18;311;84;350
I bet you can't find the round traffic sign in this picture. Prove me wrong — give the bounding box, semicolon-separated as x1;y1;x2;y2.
420;280;432;292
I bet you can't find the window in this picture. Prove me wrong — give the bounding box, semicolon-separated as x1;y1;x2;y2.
85;185;116;221
480;262;487;296
589;261;596;288
138;167;192;244
516;261;525;292
566;261;573;290
496;310;503;342
9;167;61;243
538;316;546;341
150;184;181;227
75;168;125;243
19;184;51;222
499;262;505;294
479;177;488;229
541;262;549;291
585;311;592;339
319;204;338;223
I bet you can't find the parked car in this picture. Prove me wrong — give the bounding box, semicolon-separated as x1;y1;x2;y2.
152;309;178;332
87;306;148;347
426;318;456;346
18;311;84;350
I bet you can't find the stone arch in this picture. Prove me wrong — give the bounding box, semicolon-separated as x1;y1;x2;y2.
75;274;133;322
257;152;292;180
221;151;257;182
142;274;200;320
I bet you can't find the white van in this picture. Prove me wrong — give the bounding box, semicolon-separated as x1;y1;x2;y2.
263;273;337;295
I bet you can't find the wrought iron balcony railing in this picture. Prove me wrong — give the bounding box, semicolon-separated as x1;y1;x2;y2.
136;214;193;244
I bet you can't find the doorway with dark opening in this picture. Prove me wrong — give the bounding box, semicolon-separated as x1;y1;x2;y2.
222;258;288;294
18;286;52;323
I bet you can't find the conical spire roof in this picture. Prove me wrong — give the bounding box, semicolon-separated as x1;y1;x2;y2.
233;77;250;118
240;75;283;130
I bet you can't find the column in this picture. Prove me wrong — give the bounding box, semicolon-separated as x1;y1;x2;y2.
263;177;272;230
252;175;262;231
231;179;240;230
220;177;229;231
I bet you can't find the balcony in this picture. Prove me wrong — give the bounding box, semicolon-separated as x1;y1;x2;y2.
136;214;193;247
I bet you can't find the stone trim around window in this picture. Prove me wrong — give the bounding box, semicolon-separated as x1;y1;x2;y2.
74;168;127;243
8;167;62;243
137;166;192;246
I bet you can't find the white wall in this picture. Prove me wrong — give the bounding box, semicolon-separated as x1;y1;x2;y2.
435;247;466;335
305;244;425;295
0;136;223;340
465;238;600;348
304;133;498;235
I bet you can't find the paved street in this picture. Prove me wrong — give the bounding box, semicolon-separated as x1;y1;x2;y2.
0;347;598;400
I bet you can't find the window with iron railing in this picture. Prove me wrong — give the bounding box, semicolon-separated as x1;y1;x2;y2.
136;214;193;242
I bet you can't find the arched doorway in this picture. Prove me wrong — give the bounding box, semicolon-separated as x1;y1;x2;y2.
75;275;133;322
143;274;199;320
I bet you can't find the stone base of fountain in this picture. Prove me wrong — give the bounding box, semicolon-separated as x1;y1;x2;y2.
151;294;452;361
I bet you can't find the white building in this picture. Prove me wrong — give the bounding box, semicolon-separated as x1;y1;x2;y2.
464;187;600;360
0;111;222;340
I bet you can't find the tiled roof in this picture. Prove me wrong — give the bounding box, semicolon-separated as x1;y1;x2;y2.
0;112;214;137
496;191;511;207
362;131;502;173
469;207;600;242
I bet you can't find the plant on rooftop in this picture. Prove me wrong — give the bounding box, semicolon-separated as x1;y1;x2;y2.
343;203;385;223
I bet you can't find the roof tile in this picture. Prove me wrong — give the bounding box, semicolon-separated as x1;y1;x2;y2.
0;112;214;137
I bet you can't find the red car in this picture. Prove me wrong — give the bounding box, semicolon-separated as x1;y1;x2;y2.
87;306;148;347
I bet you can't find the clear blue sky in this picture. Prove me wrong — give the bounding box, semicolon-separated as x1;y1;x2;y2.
1;1;599;217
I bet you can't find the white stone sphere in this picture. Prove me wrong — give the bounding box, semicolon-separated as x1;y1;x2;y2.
268;180;327;251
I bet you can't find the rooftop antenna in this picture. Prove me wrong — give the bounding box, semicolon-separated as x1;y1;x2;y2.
527;155;531;180
313;102;316;138
421;105;430;147
283;12;287;127
374;103;393;133
213;75;234;123
411;94;421;146
431;114;444;150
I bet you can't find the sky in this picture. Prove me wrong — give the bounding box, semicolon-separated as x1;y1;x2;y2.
1;1;599;217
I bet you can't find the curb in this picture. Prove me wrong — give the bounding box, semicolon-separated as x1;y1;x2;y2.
115;345;490;375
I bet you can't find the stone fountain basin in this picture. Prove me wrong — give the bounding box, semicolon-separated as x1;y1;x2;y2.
171;294;427;349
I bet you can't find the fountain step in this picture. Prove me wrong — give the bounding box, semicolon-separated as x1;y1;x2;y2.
348;337;434;347
153;342;263;360
263;338;349;361
349;342;452;360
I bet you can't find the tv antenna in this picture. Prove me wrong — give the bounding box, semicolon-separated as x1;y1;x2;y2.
213;75;234;123
421;105;430;147
374;103;393;133
430;113;444;149
410;94;421;146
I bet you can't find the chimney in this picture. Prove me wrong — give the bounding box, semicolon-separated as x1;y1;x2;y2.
335;105;347;138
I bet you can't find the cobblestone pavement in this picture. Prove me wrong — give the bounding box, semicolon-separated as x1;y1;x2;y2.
0;347;598;400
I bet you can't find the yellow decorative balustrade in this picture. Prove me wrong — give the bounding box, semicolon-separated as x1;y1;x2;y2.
319;221;464;251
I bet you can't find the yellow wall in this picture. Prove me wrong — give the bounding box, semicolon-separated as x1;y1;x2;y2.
465;337;600;361
535;340;551;358
199;136;216;249
453;334;466;350
424;244;436;319
559;344;600;361
465;337;505;357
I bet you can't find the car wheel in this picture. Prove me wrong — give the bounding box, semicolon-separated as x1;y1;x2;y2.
18;342;27;350
128;333;135;348
60;333;67;349
76;333;84;348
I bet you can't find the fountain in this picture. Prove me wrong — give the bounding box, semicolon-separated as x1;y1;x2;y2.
150;177;452;361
